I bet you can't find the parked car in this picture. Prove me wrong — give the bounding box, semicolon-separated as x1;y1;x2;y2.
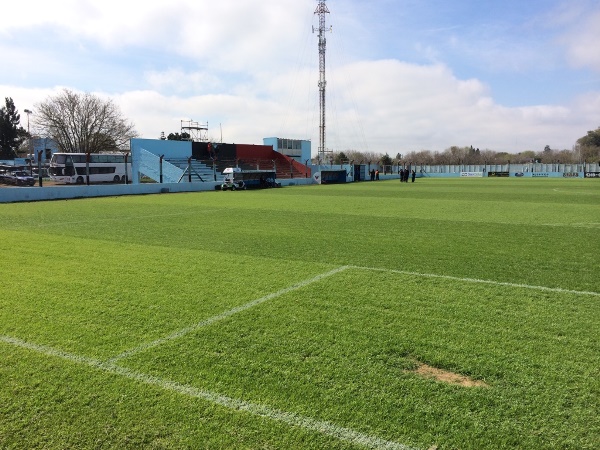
11;171;35;186
0;170;10;185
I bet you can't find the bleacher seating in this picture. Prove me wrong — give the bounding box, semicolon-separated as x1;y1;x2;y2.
166;159;223;182
142;153;309;184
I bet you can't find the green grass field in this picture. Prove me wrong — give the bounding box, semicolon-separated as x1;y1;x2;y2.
1;178;599;449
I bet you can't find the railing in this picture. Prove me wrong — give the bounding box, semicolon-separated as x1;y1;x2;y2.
387;163;599;174
141;154;311;182
202;158;310;179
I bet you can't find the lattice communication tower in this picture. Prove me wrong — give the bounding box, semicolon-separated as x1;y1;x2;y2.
313;0;332;163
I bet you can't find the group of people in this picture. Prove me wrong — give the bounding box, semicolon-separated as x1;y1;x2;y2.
369;169;380;181
367;167;416;182
399;168;416;183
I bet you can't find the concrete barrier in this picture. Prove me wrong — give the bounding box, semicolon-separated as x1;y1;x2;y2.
0;178;319;203
0;182;221;204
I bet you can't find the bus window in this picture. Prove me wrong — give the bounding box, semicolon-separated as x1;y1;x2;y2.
53;154;67;165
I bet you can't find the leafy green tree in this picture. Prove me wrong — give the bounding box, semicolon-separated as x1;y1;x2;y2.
167;132;191;141
380;153;392;166
577;127;600;147
0;97;27;159
576;127;600;162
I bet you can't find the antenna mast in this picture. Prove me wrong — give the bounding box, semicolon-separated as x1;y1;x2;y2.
314;0;331;163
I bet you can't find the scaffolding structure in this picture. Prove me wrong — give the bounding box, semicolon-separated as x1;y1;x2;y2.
181;120;208;142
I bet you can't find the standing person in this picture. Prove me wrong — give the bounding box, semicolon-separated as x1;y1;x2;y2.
399;168;404;182
411;170;416;183
375;169;379;180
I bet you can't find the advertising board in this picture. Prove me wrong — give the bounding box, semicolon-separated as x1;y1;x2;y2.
460;172;483;177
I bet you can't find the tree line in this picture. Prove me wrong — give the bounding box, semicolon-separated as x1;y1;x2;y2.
324;134;600;166
1;91;599;165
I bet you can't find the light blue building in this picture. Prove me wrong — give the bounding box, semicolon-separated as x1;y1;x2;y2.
29;137;60;163
263;137;311;165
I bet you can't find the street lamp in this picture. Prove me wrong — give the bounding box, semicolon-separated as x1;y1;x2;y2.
23;109;32;158
23;109;32;131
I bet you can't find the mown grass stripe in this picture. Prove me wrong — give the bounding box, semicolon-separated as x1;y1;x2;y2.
0;335;418;450
108;266;351;363
351;266;600;297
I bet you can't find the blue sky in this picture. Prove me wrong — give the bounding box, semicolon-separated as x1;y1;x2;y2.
1;0;599;155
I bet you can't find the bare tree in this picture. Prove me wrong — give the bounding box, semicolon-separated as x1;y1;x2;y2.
34;89;137;153
402;150;431;165
306;131;598;166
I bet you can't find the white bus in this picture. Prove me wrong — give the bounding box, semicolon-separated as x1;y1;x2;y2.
49;153;131;184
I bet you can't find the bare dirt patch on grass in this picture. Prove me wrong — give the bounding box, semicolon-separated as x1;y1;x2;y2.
407;362;489;388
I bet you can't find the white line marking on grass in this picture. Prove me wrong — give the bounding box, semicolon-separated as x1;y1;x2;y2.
108;266;351;363
349;266;600;297
0;335;418;450
540;222;600;229
29;212;207;228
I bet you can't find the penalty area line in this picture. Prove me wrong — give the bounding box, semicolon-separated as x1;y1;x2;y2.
108;265;352;364
0;335;418;450
350;266;600;297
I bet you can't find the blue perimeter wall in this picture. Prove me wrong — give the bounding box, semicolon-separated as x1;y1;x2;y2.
0;170;589;204
419;172;585;178
0;178;314;203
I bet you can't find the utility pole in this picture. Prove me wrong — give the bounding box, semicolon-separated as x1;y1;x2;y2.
313;0;331;164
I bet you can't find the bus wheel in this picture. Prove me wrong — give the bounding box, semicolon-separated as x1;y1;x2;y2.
76;176;84;184
113;175;121;183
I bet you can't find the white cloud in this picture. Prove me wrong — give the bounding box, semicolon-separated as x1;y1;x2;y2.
559;10;600;72
3;56;596;155
144;69;223;94
2;0;598;156
1;0;314;70
536;1;600;73
96;60;600;154
316;60;595;152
